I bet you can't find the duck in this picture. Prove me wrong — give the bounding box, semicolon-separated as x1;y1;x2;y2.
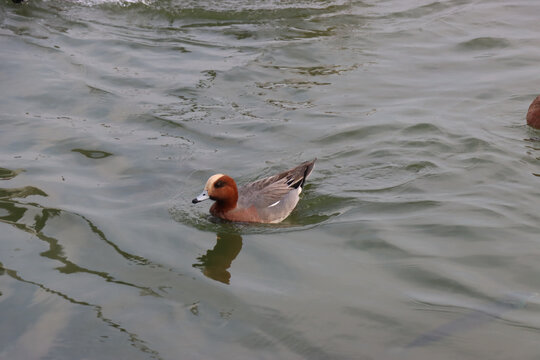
527;95;540;129
192;159;316;223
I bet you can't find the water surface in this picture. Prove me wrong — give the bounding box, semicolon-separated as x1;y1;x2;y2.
1;0;540;359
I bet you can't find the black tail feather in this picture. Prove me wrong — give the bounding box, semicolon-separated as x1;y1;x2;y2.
297;158;316;189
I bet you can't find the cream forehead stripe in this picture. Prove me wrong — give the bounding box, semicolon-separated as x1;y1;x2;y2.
204;174;225;190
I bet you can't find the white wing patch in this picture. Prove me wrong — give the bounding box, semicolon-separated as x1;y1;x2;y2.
268;200;281;208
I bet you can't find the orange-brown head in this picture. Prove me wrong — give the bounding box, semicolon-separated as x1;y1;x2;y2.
192;174;239;212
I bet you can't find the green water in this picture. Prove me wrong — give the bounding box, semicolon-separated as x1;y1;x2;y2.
1;0;540;359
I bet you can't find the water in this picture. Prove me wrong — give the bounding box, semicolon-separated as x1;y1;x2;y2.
1;0;540;359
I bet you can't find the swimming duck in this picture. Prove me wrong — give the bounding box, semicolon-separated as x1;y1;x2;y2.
192;159;316;223
527;95;540;129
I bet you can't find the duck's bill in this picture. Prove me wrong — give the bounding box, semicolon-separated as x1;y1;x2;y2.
192;190;210;203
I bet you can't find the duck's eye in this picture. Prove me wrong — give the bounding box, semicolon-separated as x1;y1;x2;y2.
214;180;225;188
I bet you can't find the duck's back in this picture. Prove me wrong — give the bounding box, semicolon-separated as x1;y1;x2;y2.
237;159;315;223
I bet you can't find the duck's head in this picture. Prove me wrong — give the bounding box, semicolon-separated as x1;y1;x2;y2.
192;174;238;206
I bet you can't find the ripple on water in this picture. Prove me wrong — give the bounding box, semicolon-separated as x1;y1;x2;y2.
169;190;348;235
315;123;403;145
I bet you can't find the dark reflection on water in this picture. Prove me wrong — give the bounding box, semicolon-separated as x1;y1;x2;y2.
0;167;48;223
0;187;152;282
0;173;164;359
0;167;23;180
71;148;114;159
0;186;47;202
0;261;163;359
193;231;243;284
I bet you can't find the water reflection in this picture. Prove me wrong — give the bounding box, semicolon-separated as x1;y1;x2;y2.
0;171;162;358
193;232;243;285
0;167;23;180
71;148;113;159
0;187;152;283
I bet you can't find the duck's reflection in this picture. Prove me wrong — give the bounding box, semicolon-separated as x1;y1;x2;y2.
193;232;243;285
